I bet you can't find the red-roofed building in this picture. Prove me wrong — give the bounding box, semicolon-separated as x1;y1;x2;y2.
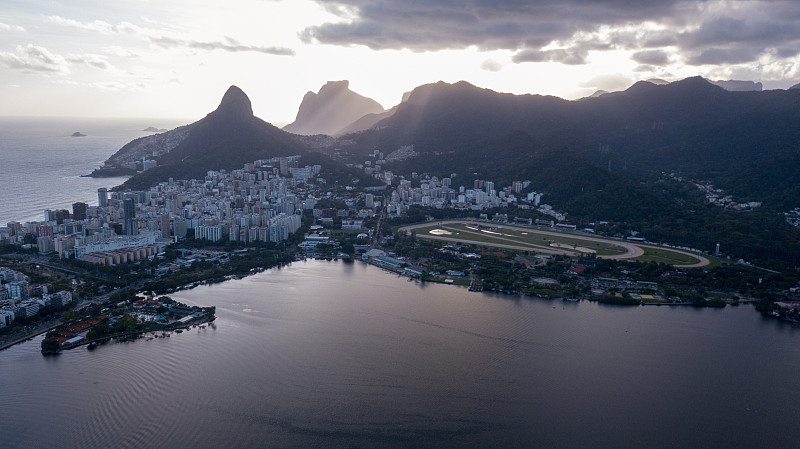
569;265;587;275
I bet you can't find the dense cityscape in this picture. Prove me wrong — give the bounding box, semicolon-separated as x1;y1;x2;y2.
4;143;800;353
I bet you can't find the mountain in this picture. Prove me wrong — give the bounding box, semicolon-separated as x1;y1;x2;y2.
588;89;609;98
368;82;800;265
335;90;412;136
117;86;378;189
791;83;800;90
99;124;193;171
343;77;800;209
283;81;385;136
334;108;396;136
389;131;675;222
708;79;763;91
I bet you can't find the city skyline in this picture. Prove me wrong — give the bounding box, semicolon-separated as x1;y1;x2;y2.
1;0;799;124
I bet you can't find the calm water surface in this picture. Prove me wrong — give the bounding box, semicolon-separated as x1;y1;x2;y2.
1;260;799;448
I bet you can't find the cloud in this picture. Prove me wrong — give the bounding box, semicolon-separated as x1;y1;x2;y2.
150;36;295;55
55;79;145;91
633;64;657;73
0;22;25;32
301;0;687;51
480;59;502;72
579;73;633;92
44;15;120;34
678;16;800;50
0;44;69;74
686;47;763;65
632;50;670;66
300;0;800;69
102;46;141;58
66;54;113;70
512;48;588;65
46;15;294;56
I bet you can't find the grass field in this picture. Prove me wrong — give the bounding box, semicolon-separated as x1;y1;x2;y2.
403;220;709;267
634;247;702;265
413;223;630;256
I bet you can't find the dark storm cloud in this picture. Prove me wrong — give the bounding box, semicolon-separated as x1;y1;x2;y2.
632;50;670;66
775;47;800;58
303;0;800;67
678;16;800;50
685;47;763;65
301;0;694;51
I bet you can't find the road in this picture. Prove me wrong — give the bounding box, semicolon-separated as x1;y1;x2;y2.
0;318;63;351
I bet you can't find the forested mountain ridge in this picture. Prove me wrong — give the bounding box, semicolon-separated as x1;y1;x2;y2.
344;77;800;209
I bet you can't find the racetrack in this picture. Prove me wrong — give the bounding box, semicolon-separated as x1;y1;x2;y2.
398;220;709;268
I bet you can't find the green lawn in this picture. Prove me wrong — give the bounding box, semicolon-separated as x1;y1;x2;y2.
413;223;628;256
634;247;701;265
405;221;708;267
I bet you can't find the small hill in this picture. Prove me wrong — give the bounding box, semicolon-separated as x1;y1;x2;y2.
283;81;384;136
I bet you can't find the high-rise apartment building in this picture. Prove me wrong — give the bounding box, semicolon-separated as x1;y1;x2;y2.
72;202;88;221
123;197;137;235
98;188;108;207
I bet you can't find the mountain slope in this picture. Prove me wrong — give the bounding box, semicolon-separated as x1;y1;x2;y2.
92;125;193;174
388;130;800;266
388;131;675;222
334;107;397;136
121;86;380;189
346;77;800;209
283;81;384;136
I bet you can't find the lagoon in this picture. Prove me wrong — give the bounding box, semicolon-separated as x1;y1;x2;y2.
1;260;799;448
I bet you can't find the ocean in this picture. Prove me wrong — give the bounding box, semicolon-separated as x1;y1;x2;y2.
0;117;186;225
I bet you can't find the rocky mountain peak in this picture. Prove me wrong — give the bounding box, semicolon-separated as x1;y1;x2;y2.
215;85;253;118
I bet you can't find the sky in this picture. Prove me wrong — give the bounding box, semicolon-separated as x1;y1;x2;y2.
1;0;799;125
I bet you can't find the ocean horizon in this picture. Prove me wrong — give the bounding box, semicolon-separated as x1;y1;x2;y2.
0;116;188;225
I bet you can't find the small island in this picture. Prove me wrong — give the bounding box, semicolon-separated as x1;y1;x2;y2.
71;132;87;137
142;126;167;133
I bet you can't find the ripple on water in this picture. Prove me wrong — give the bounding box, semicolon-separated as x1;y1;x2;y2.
2;261;800;449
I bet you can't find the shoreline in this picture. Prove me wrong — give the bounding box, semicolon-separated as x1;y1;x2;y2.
45;314;216;355
0;257;787;355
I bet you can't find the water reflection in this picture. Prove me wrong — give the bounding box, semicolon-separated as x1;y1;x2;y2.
1;260;799;449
